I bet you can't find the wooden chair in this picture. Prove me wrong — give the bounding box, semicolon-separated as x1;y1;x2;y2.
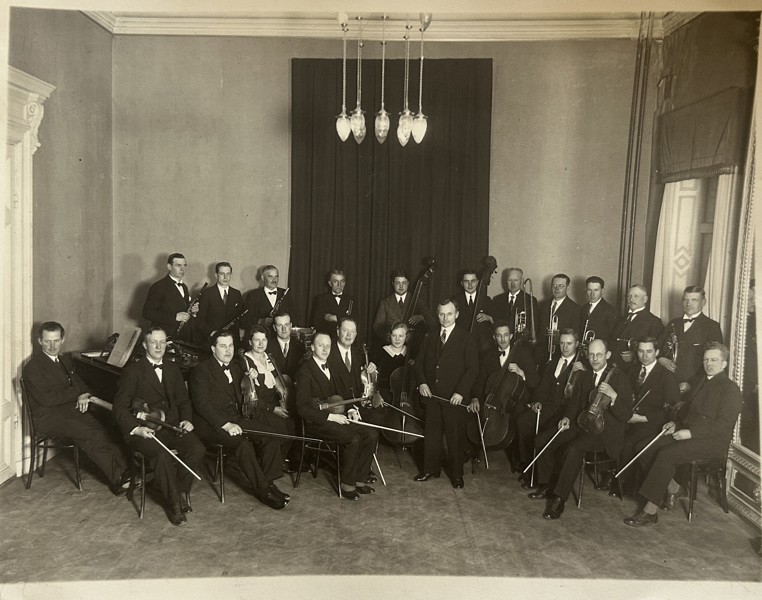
575;450;618;508
684;455;729;522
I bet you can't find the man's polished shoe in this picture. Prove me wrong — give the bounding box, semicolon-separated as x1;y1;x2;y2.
356;485;375;495
342;489;361;501
179;492;192;513
366;471;378;484
624;510;658;527
112;470;132;496
257;488;288;510
167;504;187;526
661;486;687;511
528;485;549;500
268;484;291;502
414;472;440;482
451;478;465;489
543;495;565;520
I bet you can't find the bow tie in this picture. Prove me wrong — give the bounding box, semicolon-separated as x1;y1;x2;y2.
320;363;329;371
333;294;342;298
174;280;183;286
683;317;696;323
500;350;507;357
152;363;163;370
222;364;231;371
267;290;277;295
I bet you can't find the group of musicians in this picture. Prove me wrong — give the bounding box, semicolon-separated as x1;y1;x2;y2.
21;253;742;529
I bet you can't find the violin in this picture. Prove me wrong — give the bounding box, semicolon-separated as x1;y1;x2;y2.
577;366;616;434
133;401;187;436
267;351;293;413
238;349;260;418
317;394;366;414
384;360;425;445
360;344;383;409
562;330;595;400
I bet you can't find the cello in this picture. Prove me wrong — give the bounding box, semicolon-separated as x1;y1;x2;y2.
384;360;425;445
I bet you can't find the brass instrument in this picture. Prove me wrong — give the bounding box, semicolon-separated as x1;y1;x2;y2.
268;288;290;318
580;319;596;353
663;322;679;361
547;315;559;356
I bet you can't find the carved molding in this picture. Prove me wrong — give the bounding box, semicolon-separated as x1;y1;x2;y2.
7;67;55;153
730;444;761;477
728;493;762;529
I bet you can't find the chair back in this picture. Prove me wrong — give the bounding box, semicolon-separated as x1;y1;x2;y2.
19;378;39;440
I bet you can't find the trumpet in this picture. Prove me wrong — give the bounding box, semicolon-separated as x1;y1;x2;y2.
547;315;559;355
580;319;596;352
515;310;527;335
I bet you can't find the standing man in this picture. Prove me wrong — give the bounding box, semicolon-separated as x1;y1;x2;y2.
295;333;377;501
311;269;357;336
454;268;494;352
243;265;294;332
190;330;289;510
579;276;619;345
267;312;304;379
625;343;741;526
195;262;244;342
142;253;200;342
536;274;580;367
658;286;723;391
22;321;130;495
372;269;432;352
414;299;479;488
113;327;206;526
492;267;539;339
610;285;664;367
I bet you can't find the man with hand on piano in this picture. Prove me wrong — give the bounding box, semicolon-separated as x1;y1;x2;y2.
142;252;200;343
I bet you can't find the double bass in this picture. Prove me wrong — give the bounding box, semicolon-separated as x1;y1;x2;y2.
469;256;498;353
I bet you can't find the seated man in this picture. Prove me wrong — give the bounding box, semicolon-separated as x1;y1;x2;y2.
114;327;206;526
22;321;129;495
190;330;289;510
624;342;741;527
296;332;377;501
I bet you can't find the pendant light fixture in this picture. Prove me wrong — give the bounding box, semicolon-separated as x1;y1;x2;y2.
397;22;414;146
412;13;432;144
374;14;390;144
335;14;350;142
349;16;366;144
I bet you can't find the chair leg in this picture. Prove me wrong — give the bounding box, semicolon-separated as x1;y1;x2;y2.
219;448;225;504
372;453;386;486
40;445;49;478
718;469;729;514
139;456;146;520
25;444;37;489
335;445;342;498
73;445;82;491
688;463;699;522
576;457;585;508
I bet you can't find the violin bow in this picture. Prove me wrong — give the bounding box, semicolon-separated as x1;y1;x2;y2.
615;425;669;478
146;432;202;480
240;428;322;444
529;406;541;487
347;419;424;439
475;411;490;470
523;421;569;473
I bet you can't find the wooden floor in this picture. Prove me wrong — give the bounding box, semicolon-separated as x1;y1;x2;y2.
1;442;760;600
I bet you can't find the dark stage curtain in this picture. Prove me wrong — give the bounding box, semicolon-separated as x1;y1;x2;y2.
289;58;492;342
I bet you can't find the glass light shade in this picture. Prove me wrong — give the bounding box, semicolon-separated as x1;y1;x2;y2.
375;109;390;144
336;113;351;142
350;108;366;144
412;113;428;143
397;110;414;146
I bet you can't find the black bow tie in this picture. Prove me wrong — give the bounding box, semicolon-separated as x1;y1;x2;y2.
320;363;329;371
222;364;230;371
153;363;163;370
174;281;183;287
500;350;507;357
683;317;696;323
268;290;277;295
333;294;342;298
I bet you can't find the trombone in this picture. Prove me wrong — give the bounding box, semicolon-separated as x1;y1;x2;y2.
515;278;538;344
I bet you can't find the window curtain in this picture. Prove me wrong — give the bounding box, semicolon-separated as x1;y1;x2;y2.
289;58;493;340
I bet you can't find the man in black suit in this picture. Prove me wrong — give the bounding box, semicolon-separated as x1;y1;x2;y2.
195;262;245;342
658;286;723;392
295;333;377;501
611;285;664;367
243;265;294;332
113;327;206;526
492;267;539;338
579;276;619;345
539;339;633;520
625;343;741;526
414;299;479;488
454;268;495;354
372;269;432;352
536;273;580;367
516;328;579;486
310;269;357;336
618;337;680;494
190;330;289;510
22;321;129;495
142;252;200;342
267;312;303;379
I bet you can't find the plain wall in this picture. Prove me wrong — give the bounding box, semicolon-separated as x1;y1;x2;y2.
9;8;114;350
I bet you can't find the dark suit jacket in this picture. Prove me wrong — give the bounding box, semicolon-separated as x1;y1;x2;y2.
415;325;479;399
243;287;295;331
536;296;580;364
492;290;539;335
577;365;633;459
295;358;337;425
327;344;366;399
472;342;539;398
22;353;90;429
610;309;664;365
628;362;680;425
195;285;244;339
659;313;723;383
579;298;619;344
372;293;433;340
142;275;191;338
681;371;741;447
310;292;357;335
189;356;242;434
532;354;580;421
266;335;303;379
113;356;193;438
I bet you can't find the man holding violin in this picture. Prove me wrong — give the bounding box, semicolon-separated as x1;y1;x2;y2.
114;327;206;526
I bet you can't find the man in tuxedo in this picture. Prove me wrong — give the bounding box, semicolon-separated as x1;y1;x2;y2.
539;339;633;520
516;328;579;486
454;268;494;352
243;265;294;332
310;269;357;336
414;299;479;488
113;327;206;526
195;262;244;342
536;273;580;367
190;331;289;510
618;336;680;495
295;333;377;501
610;285;664;367
142;253;200;342
625;343;741;527
267;312;303;379
492;267;539;338
658;286;723;391
372;269;432;352
579;276;619;345
22;321;130;495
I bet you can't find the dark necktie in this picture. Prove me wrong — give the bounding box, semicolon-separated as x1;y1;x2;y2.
344;351;351;371
551;300;558;317
223;289;228;305
398;297;404;310
508;296;515;314
440;330;447;344
637;366;647;387
625;312;636;324
283;342;288;357
468;295;474;307
556;358;568;379
56;358;73;386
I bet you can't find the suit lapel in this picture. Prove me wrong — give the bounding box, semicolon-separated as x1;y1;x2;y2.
142;359;167;398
